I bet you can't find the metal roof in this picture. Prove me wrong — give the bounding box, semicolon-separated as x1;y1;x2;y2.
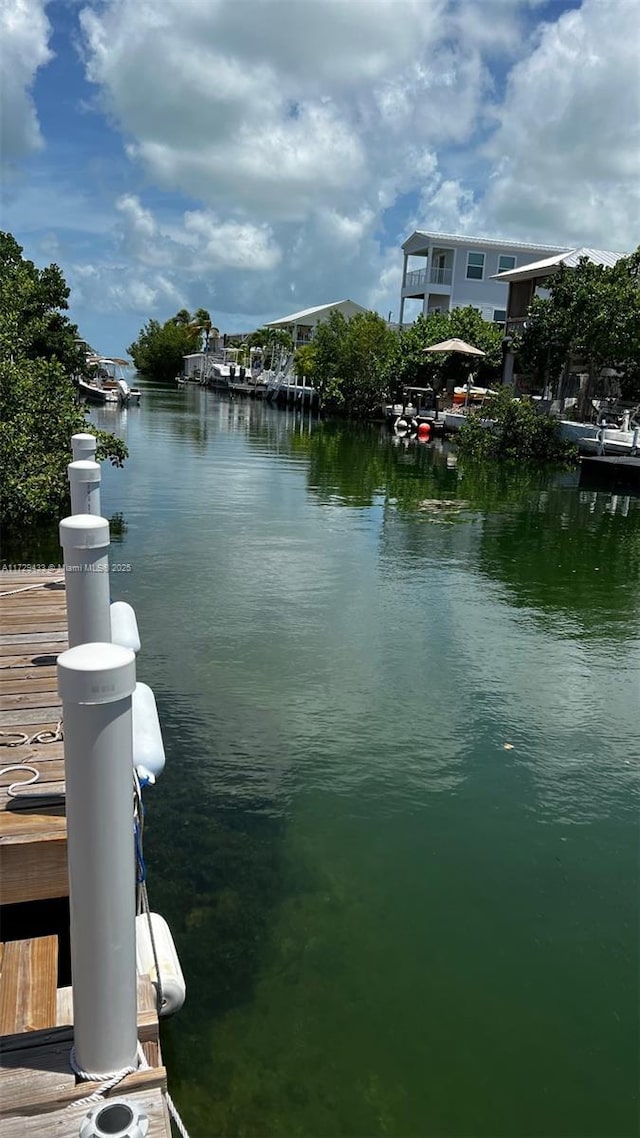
493;247;629;282
403;229;571;254
265;299;367;326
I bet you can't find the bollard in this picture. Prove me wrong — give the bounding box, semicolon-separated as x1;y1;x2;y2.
60;516;111;647
68;460;101;516
71;433;97;462
58;642;138;1075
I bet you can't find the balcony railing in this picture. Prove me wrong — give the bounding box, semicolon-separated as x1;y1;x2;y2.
404;268;427;289
404;266;453;290
430;266;452;285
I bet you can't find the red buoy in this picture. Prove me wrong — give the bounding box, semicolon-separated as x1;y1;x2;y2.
417;422;431;441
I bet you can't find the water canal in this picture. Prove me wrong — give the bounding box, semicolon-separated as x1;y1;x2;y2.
17;384;640;1135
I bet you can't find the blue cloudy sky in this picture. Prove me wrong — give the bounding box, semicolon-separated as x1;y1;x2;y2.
2;0;639;356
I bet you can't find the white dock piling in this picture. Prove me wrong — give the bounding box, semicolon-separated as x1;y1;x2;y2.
68;460;102;516
71;432;97;462
60;516;111;647
57;642;138;1075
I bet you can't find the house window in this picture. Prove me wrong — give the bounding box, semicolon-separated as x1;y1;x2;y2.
498;255;516;272
493;309;507;324
466;252;485;280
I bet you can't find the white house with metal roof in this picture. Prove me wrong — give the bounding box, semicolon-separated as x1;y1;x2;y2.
265;299;367;347
399;230;570;327
492;245;631;384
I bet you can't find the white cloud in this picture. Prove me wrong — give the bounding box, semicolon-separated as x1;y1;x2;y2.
480;0;640;248
9;0;636;343
0;0;53;160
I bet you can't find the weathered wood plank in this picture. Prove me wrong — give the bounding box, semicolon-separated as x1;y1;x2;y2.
0;654;60;670
0;835;68;905
0;1035;167;1115
0;761;65;788
0;672;59;693
0;936;58;1035
0;811;66;838
0;707;62;726
0;692;63;712
0;645;66;661
56;976;159;1043
1;1085;171;1134
0;633;67;647
0;742;63;765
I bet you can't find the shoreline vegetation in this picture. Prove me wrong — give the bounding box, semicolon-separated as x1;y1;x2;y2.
1;233;127;533
4;229;639;531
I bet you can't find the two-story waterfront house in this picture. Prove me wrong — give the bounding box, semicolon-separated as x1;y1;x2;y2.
399;231;569;327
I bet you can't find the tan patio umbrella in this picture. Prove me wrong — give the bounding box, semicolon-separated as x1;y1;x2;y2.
423;338;486;409
422;337;485;356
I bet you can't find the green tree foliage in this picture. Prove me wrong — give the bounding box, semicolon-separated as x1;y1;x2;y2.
293;343;316;382
395;307;503;395
244;326;294;368
0;233;127;530
191;307;219;353
128;315;201;382
456;386;576;463
518;248;640;409
312;310;398;417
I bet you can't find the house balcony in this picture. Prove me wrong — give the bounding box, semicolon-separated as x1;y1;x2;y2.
402;266;453;297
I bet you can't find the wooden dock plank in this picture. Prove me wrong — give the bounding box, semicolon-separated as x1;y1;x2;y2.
0;707;63;726
0;937;58;1035
0;835;68;905
2;1085;172;1134
0;668;58;686
0;687;62;705
0;760;65;788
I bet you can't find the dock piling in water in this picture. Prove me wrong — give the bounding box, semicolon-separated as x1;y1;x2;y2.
57;641;138;1075
68;459;102;515
60;515;111;647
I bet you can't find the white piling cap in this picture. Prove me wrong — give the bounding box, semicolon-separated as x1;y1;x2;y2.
60;514;110;549
58;642;136;705
68;460;101;485
71;433;97;460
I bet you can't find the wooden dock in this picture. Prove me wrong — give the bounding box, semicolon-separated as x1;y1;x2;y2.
0;936;171;1134
0;572;173;1135
0;572;68;908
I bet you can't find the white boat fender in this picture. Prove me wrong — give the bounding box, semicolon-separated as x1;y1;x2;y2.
132;683;165;784
110;601;141;653
136;912;186;1016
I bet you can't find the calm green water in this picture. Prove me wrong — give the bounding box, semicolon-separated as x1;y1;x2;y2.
30;387;640;1135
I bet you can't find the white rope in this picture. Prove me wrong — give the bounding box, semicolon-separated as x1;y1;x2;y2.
68;1041;148;1108
0;577;64;598
0;764;40;797
0;720;63;748
166;1091;192;1138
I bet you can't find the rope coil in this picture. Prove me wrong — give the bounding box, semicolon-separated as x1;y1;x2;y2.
0;720;63;748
